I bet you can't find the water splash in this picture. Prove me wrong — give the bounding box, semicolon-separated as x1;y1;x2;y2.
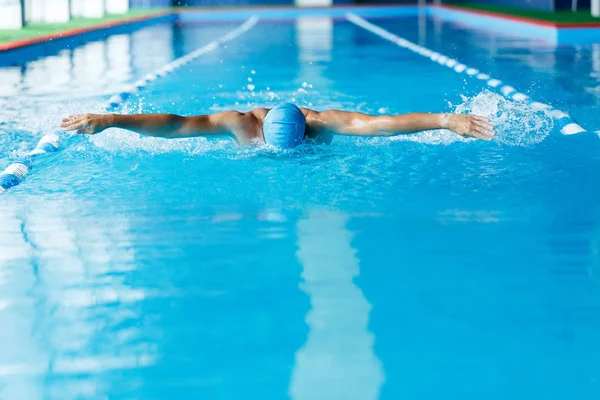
89;131;235;155
393;90;554;146
455;90;554;147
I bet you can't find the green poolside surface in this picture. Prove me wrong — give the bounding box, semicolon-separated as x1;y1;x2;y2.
0;9;167;46
454;2;600;23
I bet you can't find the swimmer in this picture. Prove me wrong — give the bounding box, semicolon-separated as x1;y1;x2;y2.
60;103;494;147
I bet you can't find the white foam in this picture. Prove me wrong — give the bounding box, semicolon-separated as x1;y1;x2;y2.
89;129;234;155
454;90;553;147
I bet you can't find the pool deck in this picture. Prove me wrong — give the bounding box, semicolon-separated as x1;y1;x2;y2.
0;9;173;51
451;2;600;25
0;3;598;57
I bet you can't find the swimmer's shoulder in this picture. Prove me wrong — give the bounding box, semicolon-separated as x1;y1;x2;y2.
217;109;266;145
250;108;269;121
301;108;330;130
300;107;318;120
229;108;266;145
300;108;335;145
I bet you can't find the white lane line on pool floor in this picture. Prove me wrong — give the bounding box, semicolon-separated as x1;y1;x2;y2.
346;13;588;137
0;16;260;194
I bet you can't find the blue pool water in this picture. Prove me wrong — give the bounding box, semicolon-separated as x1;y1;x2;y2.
1;11;600;399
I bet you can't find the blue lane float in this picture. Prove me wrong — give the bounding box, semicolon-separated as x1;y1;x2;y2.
346;13;589;137
0;16;259;195
0;133;60;193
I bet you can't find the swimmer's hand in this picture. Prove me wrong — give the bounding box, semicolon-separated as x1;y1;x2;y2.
60;114;110;135
443;114;495;141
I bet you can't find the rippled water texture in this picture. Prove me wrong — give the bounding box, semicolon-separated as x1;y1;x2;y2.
1;14;600;400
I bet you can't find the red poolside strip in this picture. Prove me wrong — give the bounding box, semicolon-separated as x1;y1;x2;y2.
0;11;173;53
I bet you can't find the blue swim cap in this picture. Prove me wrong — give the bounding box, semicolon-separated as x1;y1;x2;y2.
262;103;306;148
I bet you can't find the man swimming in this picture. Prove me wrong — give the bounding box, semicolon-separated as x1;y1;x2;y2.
60;103;494;147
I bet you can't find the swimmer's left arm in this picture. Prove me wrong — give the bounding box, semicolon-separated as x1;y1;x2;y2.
308;110;495;141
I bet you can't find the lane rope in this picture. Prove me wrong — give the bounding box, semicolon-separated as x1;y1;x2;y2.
346;13;588;136
0;16;259;194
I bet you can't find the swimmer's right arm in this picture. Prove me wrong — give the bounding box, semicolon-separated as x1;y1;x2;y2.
60;112;247;139
307;110;495;141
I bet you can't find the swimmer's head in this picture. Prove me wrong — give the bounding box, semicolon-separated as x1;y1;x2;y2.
262;103;306;148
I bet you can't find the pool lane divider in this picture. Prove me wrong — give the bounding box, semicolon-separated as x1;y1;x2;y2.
346;13;588;137
0;135;60;195
0;16;260;194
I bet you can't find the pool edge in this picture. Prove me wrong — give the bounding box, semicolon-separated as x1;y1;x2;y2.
0;10;177;52
429;4;600;44
0;11;178;66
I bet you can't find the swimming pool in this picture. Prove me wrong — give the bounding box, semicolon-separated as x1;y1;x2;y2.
1;7;600;399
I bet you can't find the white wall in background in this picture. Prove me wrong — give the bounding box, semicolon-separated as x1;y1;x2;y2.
106;0;130;14
81;0;105;18
26;0;45;23
0;0;24;29
592;0;599;17
295;0;332;7
71;0;83;17
45;0;70;23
